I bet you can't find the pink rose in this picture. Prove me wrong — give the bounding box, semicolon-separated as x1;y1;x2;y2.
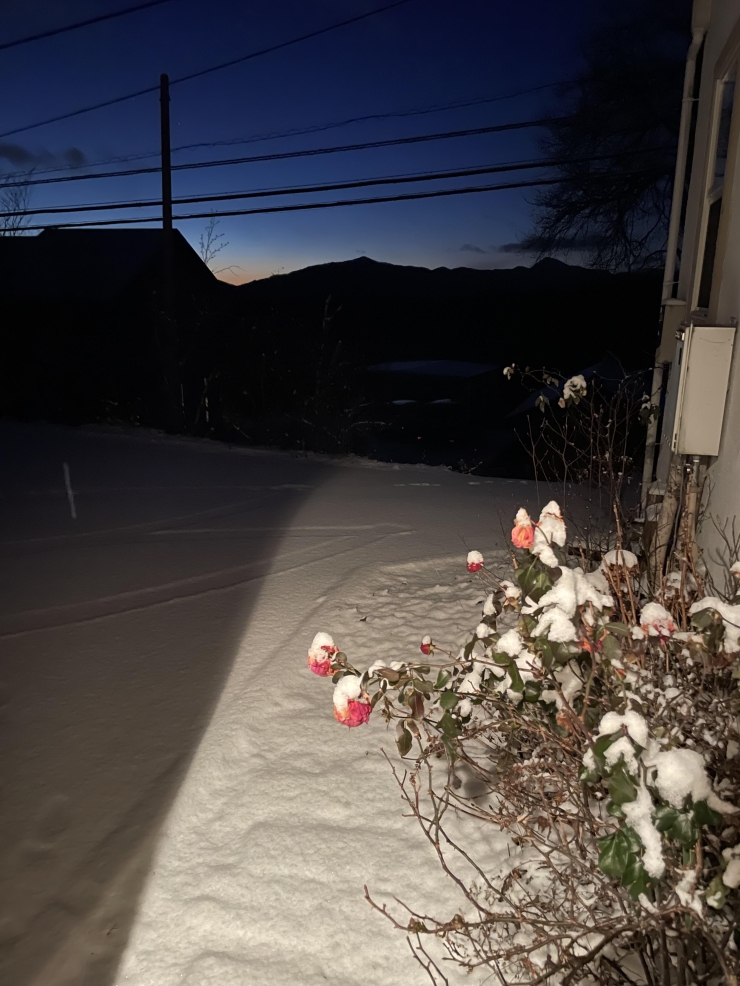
511;508;535;549
308;652;334;676
334;699;372;727
308;632;338;676
512;524;535;549
333;674;371;728
420;635;433;655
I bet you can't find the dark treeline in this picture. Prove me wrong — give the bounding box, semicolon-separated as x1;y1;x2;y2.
1;233;661;475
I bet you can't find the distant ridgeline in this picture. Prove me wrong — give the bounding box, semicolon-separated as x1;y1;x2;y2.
0;237;660;470
225;256;661;372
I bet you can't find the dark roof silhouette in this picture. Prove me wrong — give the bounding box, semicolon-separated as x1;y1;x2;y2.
0;227;214;302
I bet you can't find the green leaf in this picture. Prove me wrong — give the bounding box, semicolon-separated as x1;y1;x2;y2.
706;873;729;910
463;640;476;660
515;561;553;604
693;800;723;827
623;857;651;900
579;765;600;784
414;680;433;695
653;805;679;833
538;640;554;670
410;692;425;720
691;608;718;630
507;662;524;693
376;668;401;684
623;825;643;854
601;634;623;662
492;651;511;665
594;734;616;757
520;614;538;636
606;800;626;818
523;680;541;703
442;737;458;764
598;830;631;878
434;670;451;690
604;622;631;637
437;710;461;739
396;726;412;757
621;852;639;886
668;812;700;847
607;761;638;806
439;690;459;710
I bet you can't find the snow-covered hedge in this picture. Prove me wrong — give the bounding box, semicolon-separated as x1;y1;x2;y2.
307;502;740;984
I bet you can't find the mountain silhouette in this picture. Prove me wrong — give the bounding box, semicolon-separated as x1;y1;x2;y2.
224;256;661;371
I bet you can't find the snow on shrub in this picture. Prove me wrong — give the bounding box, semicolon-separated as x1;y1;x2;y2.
603;548;639;569
562;372;587;401
306;503;740;983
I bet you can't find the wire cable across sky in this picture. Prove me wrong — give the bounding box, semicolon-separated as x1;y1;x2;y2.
0;0;416;140
0;0;178;53
17;170;658;231
3;117;569;190
2;152;667;219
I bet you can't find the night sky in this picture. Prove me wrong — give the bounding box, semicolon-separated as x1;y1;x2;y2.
1;0;598;282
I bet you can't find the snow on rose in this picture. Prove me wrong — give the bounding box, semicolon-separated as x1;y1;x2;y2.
420;634;433;655
307;631;338;676
511;507;535;549
640;602;676;639
333;674;371;727
466;550;484;573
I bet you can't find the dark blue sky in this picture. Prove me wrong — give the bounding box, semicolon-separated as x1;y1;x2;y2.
0;0;599;281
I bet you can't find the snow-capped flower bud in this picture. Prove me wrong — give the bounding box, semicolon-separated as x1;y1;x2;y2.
307;631;338;676
333;674;372;727
420;635;433;655
466;550;484;573
511;507;535;549
640;602;676;640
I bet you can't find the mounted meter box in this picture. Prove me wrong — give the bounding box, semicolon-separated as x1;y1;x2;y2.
671;323;736;456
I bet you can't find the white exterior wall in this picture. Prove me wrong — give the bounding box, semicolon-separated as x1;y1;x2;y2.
659;0;740;570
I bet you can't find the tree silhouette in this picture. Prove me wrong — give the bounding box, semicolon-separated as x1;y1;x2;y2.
522;0;692;271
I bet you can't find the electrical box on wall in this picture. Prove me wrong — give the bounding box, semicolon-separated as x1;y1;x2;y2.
672;323;736;456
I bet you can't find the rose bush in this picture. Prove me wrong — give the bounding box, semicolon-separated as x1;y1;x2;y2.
307;502;740;984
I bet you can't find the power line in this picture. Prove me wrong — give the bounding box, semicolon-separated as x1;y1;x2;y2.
5;117;566;190
17;171;658;231
3;78;572;180
5;152;665;218
169;80;572;155
0;0;415;140
0;0;177;52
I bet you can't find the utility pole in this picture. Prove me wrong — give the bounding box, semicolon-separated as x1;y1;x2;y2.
158;72;181;429
160;72;174;310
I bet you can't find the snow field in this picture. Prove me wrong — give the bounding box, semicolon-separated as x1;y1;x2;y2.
116;474;520;986
0;423;546;986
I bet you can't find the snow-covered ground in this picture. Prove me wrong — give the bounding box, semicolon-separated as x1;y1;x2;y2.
0;422;556;986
